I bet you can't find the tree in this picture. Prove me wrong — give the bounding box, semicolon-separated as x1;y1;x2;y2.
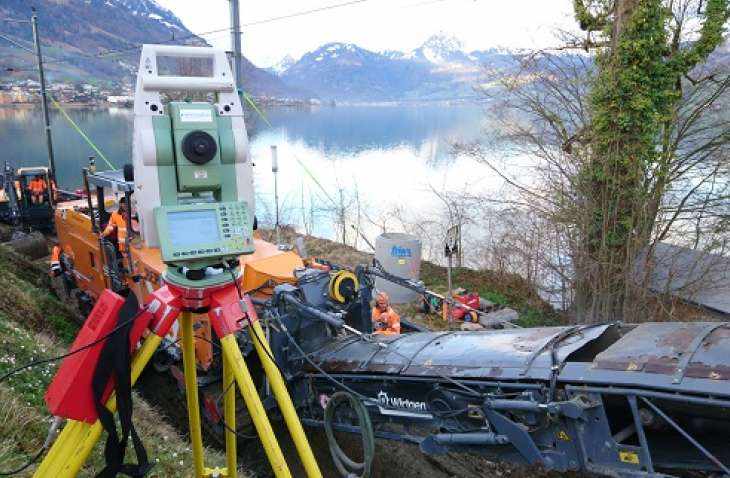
571;0;729;321
468;0;729;322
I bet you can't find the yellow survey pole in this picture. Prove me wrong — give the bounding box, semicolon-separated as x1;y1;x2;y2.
34;334;163;478
219;334;292;478
223;353;238;478
249;320;323;478
181;311;206;477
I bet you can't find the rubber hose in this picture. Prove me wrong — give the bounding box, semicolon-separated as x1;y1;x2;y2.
324;391;375;478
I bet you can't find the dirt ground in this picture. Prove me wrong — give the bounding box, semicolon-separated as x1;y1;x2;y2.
261;426;580;478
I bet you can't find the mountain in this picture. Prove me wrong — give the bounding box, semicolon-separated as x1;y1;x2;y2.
280;34;517;102
266;55;296;76
281;42;439;102
0;0;306;98
410;33;473;66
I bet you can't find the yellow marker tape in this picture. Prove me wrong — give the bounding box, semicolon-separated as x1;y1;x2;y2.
619;451;640;465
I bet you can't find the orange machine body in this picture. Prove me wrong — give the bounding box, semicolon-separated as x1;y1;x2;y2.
54;198;303;369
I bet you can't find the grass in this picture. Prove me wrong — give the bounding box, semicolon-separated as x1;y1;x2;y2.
0;245;80;342
0;244;238;477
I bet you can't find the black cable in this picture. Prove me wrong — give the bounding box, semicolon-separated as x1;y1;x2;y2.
0;447;44;476
212;377;258;440
0;304;148;476
223;262;285;377
324;391;374;478
0;305;147;385
268;309;371;403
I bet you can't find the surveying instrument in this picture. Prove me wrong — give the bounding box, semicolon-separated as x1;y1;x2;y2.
35;45;322;478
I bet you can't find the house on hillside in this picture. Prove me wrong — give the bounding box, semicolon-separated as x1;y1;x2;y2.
636;243;730;320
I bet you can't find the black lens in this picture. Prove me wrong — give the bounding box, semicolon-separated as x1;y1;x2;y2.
182;131;217;164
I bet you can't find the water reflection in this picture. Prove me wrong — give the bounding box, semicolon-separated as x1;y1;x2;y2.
0;104;498;242
254;105;486;162
0;107;132;190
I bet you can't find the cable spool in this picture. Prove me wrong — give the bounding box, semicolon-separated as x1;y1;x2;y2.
329;270;359;304
324;391;375;478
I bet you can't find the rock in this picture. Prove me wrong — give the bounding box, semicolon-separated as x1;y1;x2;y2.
479;297;495;312
460;322;485;331
479;307;519;328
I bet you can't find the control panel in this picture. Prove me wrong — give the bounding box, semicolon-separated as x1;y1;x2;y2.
154;201;254;263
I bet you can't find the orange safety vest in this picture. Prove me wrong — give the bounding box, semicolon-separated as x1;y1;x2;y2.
29;179;46;194
103;211;128;252
371;306;401;335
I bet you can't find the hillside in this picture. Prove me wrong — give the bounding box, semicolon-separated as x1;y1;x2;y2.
279;33;517;102
0;0;307;99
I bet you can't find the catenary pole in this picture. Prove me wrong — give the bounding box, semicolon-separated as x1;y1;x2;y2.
31;7;56;182
229;0;244;93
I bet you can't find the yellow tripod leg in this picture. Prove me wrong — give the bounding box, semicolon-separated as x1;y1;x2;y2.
223;352;237;478
181;311;206;478
249;321;323;478
219;334;292;478
33;334;163;478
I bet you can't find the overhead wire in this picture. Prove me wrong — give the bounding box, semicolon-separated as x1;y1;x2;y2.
241;0;372;27
3;0;377;72
48;95;117;170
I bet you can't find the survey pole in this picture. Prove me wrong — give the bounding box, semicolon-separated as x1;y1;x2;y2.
31;8;56;181
271;145;280;244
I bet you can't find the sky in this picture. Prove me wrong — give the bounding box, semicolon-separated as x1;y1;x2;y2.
155;0;580;68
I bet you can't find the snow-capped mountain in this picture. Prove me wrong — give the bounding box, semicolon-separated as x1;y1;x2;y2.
411;33;474;66
282;34;517;101
267;55;297;76
282;42;434;101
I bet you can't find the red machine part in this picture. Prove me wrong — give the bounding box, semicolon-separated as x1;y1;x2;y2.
44;289;164;423
452;293;480;321
44;282;250;423
45;290;126;423
208;286;256;338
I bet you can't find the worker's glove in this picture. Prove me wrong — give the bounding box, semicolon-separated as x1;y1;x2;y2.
374;321;385;330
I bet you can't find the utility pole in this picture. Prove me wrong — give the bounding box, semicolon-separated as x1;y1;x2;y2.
229;0;244;93
31;7;56;182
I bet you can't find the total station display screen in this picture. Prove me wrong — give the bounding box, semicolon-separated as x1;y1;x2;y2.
156;55;214;77
167;209;220;247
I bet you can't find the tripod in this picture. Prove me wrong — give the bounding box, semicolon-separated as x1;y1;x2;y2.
34;275;322;478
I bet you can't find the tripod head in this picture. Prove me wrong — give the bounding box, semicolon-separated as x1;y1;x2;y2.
131;45;255;286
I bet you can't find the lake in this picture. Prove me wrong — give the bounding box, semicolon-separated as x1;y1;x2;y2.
0;103;515;255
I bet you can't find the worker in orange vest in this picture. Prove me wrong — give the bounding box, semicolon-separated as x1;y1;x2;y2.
100;197;129;253
29;175;47;204
50;244;62;276
372;291;401;335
